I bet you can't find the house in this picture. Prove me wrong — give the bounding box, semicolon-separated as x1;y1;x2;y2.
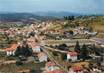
73;66;83;73
32;46;41;53
5;44;18;56
68;66;83;73
38;52;48;62
45;70;65;73
44;61;65;73
67;52;78;62
91;38;104;47
73;26;85;34
27;37;41;53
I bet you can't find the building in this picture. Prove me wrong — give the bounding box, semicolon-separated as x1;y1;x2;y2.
38;52;48;62
45;70;65;73
68;66;83;73
67;52;78;62
27;36;41;53
32;46;41;53
5;44;18;56
44;61;65;73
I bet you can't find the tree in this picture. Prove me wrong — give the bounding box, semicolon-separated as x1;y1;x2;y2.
15;46;22;56
52;51;59;56
71;16;75;20
68;16;74;20
80;44;88;61
58;44;68;51
29;69;41;73
74;41;80;53
61;53;67;60
69;30;74;35
16;60;23;66
64;16;68;20
15;44;33;57
4;32;10;43
64;16;74;20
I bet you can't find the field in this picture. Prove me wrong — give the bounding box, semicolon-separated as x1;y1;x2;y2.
0;62;45;73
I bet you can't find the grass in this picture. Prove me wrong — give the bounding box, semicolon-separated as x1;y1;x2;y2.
18;61;45;70
0;52;18;61
96;33;104;38
0;51;6;60
0;61;45;73
0;51;45;73
73;62;89;67
92;24;104;32
48;23;63;31
47;16;104;33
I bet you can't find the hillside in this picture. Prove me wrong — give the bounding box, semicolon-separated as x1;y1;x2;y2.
35;11;80;17
0;13;57;22
48;16;104;32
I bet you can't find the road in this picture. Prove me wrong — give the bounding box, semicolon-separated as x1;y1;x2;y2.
0;60;16;65
40;39;98;73
0;49;5;52
41;46;68;73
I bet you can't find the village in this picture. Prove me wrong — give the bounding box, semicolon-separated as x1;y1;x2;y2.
0;19;104;73
1;0;104;72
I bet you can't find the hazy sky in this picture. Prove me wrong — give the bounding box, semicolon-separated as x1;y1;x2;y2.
0;0;104;14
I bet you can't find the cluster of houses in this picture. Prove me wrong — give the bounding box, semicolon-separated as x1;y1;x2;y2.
1;21;103;73
43;61;90;73
4;41;85;73
44;61;65;73
67;52;78;62
91;38;104;47
4;41;79;63
0;21;98;42
4;35;48;63
73;26;97;36
5;43;18;56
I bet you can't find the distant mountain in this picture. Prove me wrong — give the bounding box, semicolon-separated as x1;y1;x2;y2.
35;11;81;17
0;13;57;22
35;11;104;17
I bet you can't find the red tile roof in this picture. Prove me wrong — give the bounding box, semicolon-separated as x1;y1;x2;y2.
5;44;18;51
46;70;65;73
38;52;47;58
72;66;83;72
27;37;39;48
68;52;78;56
46;62;57;67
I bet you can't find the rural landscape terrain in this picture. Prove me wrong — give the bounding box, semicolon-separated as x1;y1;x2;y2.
0;0;104;73
0;13;104;73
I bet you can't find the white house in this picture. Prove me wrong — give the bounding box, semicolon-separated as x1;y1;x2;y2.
38;52;48;62
32;46;41;53
5;44;18;56
6;50;15;56
27;36;41;53
67;52;78;62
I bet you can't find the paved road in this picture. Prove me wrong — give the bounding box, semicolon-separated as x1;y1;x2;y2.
41;46;68;73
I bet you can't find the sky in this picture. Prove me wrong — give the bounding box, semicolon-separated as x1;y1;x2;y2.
0;0;104;14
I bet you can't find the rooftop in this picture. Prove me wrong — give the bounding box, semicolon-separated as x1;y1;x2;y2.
5;44;18;51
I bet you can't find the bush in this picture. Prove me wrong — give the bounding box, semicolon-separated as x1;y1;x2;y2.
16;61;23;66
